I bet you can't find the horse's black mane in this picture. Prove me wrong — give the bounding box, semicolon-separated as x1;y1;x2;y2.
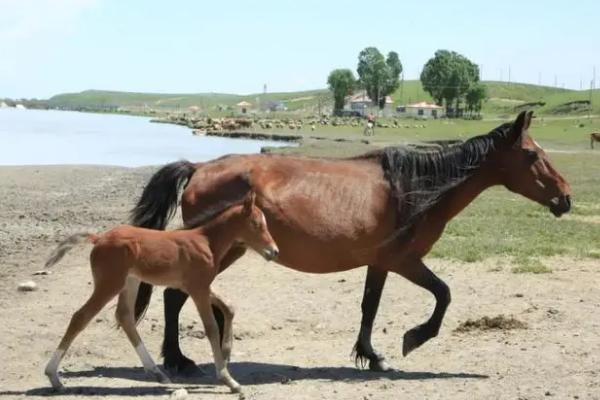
376;122;514;232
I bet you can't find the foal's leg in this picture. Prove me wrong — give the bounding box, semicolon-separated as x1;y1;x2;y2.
391;258;451;356
352;266;390;371
45;286;120;390
210;291;235;363
191;290;241;393
162;245;246;373
115;291;171;384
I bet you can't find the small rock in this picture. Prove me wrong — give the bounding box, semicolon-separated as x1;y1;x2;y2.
32;270;51;276
545;391;552;396
18;281;37;292
514;293;524;298
382;327;387;334
170;388;188;399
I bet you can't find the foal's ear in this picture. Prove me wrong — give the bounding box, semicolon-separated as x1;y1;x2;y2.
509;110;533;144
242;191;256;216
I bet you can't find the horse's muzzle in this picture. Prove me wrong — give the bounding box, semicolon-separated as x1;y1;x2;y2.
550;194;571;217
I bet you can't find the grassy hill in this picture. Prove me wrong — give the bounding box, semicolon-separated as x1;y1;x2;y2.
47;81;600;117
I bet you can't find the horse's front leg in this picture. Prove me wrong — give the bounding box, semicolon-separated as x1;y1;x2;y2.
161;245;246;375
391;258;451;356
352;266;390;372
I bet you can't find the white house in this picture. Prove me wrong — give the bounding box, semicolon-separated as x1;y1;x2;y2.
346;91;394;116
397;102;444;119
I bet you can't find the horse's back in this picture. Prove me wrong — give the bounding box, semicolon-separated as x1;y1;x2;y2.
182;153;396;272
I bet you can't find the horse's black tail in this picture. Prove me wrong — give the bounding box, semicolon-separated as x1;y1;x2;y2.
130;160;197;323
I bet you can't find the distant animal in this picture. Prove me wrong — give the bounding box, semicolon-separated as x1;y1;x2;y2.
43;192;278;394
590;132;600;149
130;111;571;374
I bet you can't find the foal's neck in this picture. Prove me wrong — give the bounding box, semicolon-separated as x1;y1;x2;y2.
197;210;243;265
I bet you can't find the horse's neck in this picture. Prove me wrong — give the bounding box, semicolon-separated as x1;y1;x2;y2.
430;165;498;222
199;213;241;264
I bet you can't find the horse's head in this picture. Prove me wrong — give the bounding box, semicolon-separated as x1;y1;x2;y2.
493;111;571;217
237;192;279;261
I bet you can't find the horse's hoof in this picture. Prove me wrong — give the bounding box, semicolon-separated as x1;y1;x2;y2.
402;327;426;356
163;355;199;376
369;357;391;372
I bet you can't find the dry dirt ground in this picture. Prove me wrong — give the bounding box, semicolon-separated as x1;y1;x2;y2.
0;166;598;400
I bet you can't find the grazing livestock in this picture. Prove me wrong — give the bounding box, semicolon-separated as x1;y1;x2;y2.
590;132;600;149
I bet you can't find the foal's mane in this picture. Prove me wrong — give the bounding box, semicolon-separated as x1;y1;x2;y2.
368;122;514;233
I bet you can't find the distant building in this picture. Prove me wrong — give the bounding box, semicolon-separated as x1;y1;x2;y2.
236;101;252;114
0;101;8;108
345;91;394;116
262;100;287;112
397;102;444;118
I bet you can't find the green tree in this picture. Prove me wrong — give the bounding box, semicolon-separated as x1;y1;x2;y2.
327;69;356;115
357;47;403;109
420;50;480;116
465;84;487;116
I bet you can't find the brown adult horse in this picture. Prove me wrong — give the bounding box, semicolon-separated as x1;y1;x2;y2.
130;111;571;374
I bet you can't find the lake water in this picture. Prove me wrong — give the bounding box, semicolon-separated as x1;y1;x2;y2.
0;108;291;167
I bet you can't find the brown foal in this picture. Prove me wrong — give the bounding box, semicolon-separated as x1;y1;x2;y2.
43;192;278;393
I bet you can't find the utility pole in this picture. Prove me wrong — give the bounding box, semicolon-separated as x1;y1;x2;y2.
538;72;542;85
554;75;558;87
508;65;511;84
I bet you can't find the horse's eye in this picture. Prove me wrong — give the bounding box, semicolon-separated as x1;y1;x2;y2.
525;150;538;162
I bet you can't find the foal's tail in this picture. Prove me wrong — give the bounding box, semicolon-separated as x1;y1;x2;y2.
44;233;97;269
130;160;197;322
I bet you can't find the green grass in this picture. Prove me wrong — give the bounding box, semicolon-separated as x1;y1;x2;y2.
46;81;600;117
511;258;552;274
274;126;600;266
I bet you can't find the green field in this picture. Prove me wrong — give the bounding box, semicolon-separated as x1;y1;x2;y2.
46;81;600;118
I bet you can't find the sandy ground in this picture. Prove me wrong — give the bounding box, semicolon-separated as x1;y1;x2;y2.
0;165;598;400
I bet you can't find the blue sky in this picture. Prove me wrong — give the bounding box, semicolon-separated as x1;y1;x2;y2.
1;0;598;98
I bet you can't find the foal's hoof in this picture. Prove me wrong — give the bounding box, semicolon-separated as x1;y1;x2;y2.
45;374;64;392
369;357;391;372
402;326;427;356
150;368;172;384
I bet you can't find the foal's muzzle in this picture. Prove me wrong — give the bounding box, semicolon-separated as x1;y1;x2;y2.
262;247;279;261
550;194;571;217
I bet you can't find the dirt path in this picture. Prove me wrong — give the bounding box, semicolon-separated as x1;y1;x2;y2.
0;166;598;400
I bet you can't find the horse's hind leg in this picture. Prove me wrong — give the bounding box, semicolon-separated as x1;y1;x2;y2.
190;290;241;393
391;258;451;356
210;291;235;363
115;291;171;384
45;286;120;390
352;266;390;372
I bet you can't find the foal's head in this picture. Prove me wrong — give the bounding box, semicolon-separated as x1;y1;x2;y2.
490;111;572;217
233;192;279;261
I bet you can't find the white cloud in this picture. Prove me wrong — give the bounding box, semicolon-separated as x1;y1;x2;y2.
0;0;98;40
0;0;99;96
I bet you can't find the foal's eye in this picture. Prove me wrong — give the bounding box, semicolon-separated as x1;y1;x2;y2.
525;150;538;162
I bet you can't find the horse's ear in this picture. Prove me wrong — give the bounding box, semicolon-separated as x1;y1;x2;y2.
509;110;529;144
242;191;255;216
